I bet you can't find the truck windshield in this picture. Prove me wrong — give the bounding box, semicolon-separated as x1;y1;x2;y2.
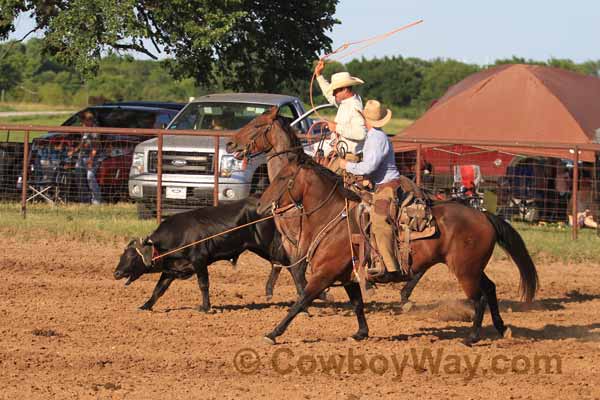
168;102;272;131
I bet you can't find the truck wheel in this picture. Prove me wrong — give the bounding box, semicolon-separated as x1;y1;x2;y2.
136;203;155;220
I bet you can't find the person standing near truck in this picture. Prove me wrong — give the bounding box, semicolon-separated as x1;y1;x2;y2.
314;60;367;173
70;111;103;205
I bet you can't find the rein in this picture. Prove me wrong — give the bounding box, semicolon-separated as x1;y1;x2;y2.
241;118;329;162
240;122;275;159
270;165;341;218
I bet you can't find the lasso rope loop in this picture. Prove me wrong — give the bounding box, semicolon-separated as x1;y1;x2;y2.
309;19;423;122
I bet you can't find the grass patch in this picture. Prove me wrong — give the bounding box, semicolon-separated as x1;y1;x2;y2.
492;222;599;264
0;102;75;112
0;114;71;142
0;114;69;125
0;202;156;244
1;202;598;264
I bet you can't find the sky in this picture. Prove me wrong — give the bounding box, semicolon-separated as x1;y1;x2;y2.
8;0;599;65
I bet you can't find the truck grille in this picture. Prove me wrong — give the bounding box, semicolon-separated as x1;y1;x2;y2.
141;185;215;208
148;151;214;175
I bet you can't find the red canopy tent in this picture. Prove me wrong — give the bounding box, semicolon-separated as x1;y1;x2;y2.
394;64;600;162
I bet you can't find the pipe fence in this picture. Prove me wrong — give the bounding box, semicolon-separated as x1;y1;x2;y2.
1;124;598;240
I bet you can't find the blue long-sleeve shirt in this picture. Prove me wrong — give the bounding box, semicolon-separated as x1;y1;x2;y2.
345;127;400;185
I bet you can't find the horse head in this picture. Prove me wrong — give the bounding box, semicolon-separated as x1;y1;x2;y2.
226;106;280;159
256;161;304;215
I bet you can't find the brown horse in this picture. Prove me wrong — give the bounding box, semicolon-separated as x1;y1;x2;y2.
226;108;538;346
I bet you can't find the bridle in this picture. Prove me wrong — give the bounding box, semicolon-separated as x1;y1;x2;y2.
269;164;340;218
238;121;276;159
235;117;316;161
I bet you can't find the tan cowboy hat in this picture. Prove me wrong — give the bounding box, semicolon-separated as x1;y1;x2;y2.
327;71;364;94
359;99;392;128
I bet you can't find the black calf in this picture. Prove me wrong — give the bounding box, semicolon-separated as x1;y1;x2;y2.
114;197;307;311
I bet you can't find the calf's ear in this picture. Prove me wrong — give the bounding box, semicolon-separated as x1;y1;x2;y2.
140;245;153;267
133;238;154;267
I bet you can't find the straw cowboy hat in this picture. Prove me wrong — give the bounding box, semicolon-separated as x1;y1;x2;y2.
327;71;364;94
359;99;392;128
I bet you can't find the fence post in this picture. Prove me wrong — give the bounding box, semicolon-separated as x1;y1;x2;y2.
156;131;163;224
213;136;220;207
20;131;29;218
571;147;579;240
415;144;422;186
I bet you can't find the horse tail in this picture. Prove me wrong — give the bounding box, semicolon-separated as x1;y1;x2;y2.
484;212;538;302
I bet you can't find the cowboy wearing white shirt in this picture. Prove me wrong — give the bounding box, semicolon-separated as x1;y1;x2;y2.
315;60;367;172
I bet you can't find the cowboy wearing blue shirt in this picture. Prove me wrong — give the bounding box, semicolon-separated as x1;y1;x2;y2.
339;100;403;281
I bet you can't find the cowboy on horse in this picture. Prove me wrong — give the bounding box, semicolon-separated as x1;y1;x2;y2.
315;60;367;173
338;99;405;282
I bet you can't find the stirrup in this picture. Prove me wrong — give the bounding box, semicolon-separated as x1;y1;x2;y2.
366;260;386;278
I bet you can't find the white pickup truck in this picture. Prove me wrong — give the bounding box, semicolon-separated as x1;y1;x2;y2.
128;93;333;218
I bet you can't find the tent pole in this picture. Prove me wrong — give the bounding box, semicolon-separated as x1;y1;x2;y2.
571;147;579;240
415;144;422;186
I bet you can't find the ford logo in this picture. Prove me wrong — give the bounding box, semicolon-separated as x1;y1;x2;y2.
171;159;187;167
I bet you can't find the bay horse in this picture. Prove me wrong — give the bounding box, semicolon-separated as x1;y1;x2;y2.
226;107;538;345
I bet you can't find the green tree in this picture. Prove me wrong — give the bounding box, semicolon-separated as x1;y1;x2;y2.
578;60;600;77
0;60;20;92
417;58;480;107
1;1;339;92
38;82;67;105
347;56;424;108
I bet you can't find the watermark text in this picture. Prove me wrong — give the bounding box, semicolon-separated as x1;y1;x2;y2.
233;347;562;380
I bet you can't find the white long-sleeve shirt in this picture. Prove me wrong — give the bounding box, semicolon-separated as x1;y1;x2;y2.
317;75;367;154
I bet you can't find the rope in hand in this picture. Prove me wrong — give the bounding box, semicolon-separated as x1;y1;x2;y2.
309;19;424;123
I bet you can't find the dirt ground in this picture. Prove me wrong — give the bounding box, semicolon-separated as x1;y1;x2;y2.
1;236;600;400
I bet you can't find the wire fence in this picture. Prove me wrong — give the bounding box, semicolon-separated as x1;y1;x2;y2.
1;124;599;239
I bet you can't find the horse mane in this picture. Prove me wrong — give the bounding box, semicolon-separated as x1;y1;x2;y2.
292;152;361;202
274;116;303;149
271;115;360;202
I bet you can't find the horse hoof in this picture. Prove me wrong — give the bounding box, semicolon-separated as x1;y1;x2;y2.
298;311;310;318
263;336;277;346
138;305;152;311
462;336;479;347
197;307;215;314
350;332;368;341
266;295;273;302
503;326;512;339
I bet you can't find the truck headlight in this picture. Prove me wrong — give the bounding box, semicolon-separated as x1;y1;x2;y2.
130;152;144;176
220;155;245;177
